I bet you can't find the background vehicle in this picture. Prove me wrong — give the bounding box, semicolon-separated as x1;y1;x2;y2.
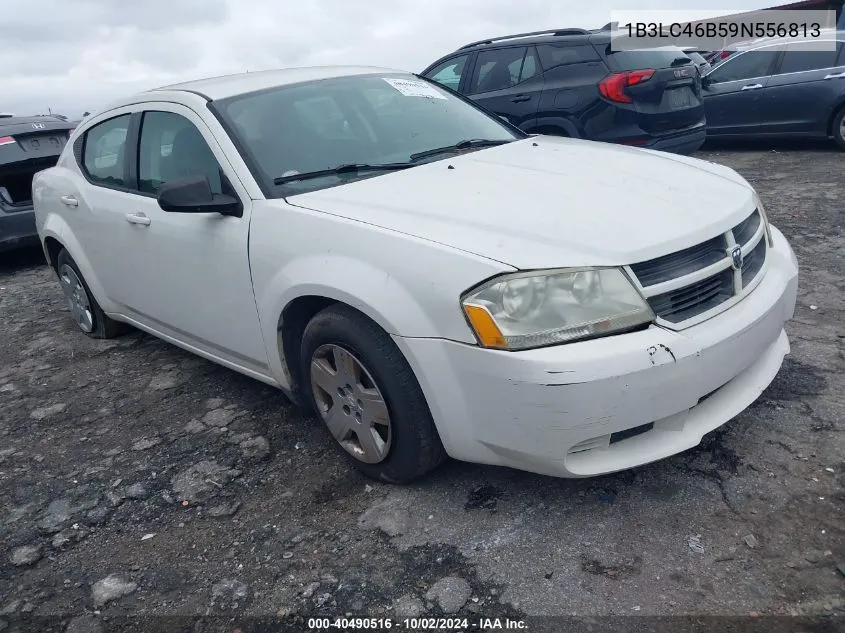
1;115;74;252
683;47;713;74
421;28;707;154
702;31;845;147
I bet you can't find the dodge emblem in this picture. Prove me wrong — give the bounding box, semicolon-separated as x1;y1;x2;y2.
730;245;743;270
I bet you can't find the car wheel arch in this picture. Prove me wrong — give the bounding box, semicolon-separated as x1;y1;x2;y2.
43;235;63;272
37;227;114;315
529;117;580;138
827;99;845;139
274;290;446;409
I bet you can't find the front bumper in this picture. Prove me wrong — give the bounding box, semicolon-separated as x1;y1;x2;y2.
0;206;38;253
395;225;799;478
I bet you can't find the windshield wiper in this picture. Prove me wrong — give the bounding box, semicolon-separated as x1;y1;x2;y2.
409;139;511;162
273;162;413;185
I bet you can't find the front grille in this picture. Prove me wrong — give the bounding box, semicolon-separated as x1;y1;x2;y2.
733;210;761;247
741;236;767;288
630;209;768;326
630;235;726;287
648;269;734;323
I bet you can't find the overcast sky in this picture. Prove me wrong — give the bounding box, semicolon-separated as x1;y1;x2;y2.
3;0;778;118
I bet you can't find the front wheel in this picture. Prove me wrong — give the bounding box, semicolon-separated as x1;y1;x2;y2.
300;304;445;483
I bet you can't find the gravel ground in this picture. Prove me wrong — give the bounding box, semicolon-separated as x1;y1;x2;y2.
1;142;843;630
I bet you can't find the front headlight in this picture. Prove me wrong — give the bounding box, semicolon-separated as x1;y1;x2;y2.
461;267;654;351
755;195;774;247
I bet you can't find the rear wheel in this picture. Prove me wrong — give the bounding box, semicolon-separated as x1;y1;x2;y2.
300;304;445;483
833;107;845;150
56;249;130;339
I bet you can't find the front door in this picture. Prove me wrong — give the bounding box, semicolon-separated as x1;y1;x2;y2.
114;103;270;375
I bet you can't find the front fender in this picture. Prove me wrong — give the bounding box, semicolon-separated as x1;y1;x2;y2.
257;254;455;388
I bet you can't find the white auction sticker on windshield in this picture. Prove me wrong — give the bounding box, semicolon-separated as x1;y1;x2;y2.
382;78;447;99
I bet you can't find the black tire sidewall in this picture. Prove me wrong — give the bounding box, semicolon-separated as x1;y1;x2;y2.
300;306;442;483
834;109;845;149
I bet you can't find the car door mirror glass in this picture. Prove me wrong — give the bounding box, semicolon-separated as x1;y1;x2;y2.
157;175;241;216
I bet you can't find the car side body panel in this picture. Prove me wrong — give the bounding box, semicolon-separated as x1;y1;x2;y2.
248;198;511;391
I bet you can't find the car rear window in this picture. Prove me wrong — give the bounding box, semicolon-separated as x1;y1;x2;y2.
601;48;693;71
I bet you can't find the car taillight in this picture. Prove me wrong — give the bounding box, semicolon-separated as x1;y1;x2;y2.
0;136;15;146
598;70;655;103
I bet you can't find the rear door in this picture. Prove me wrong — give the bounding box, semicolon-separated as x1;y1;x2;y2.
463;45;543;130
598;47;705;136
534;42;608;136
701;45;783;135
757;40;845;136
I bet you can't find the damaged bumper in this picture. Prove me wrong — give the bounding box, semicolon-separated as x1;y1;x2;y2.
395;225;799;478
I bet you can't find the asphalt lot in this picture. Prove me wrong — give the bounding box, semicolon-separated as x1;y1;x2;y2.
1;142;843;627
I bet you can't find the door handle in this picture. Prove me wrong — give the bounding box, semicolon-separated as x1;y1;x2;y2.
741;83;763;91
125;212;151;226
824;72;845;79
510;95;531;103
59;195;78;207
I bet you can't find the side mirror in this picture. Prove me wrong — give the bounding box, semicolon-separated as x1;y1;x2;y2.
157;175;242;216
701;73;713;88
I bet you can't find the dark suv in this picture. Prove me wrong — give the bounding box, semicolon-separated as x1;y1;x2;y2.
421;28;707;154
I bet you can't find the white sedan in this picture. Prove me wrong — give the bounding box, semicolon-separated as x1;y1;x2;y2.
33;66;799;483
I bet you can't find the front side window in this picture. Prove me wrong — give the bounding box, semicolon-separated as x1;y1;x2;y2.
82;114;130;187
777;41;842;75
138;111;222;195
469;47;539;94
214;73;521;196
424;54;470;91
707;48;780;83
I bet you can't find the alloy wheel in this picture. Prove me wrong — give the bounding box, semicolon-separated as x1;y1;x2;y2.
59;264;94;333
310;343;392;464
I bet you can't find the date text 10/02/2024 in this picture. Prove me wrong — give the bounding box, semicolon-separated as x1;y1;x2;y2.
307;617;528;630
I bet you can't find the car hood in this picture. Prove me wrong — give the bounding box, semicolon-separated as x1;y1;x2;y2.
286;136;758;269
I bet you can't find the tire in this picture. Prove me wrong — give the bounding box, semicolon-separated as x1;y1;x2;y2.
833;107;845;151
300;304;446;483
56;249;130;339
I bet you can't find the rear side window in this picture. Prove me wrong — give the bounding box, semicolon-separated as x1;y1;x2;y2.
469;46;539;94
537;44;601;70
603;48;692;71
82;115;130;187
777;41;843;74
424;54;470;91
707;49;780;83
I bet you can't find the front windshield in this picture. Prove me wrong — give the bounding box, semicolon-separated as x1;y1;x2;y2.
214;73;522;196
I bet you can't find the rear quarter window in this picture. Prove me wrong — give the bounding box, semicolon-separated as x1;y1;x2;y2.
537;44;601;70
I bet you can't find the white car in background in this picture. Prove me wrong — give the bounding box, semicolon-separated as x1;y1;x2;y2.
32;66;799;483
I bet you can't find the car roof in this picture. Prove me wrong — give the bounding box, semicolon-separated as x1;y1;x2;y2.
730;28;845;51
452;27;612;54
149;65;408;101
